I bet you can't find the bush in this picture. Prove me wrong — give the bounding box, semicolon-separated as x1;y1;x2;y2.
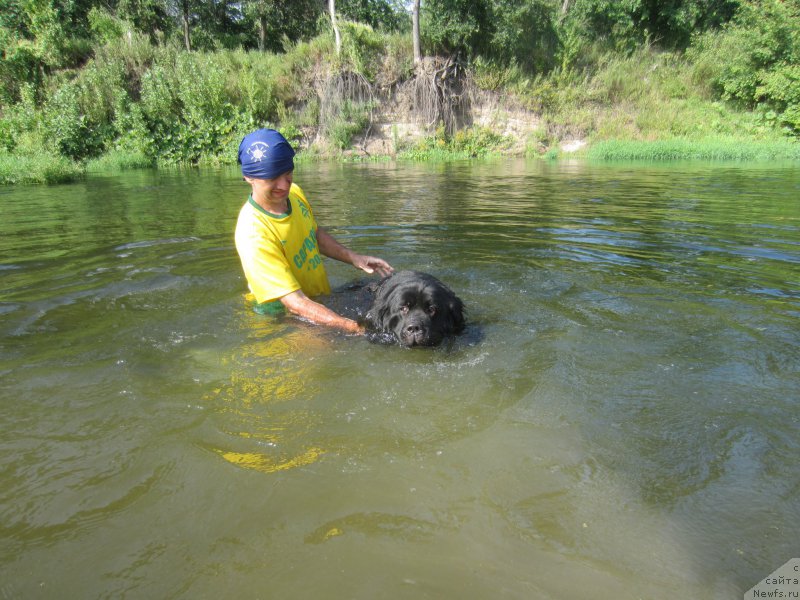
689;0;800;134
45;82;108;160
326;99;374;150
401;125;511;160
338;21;387;81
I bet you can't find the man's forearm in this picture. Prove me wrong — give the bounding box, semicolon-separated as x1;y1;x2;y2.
316;226;393;277
316;226;355;265
280;290;362;333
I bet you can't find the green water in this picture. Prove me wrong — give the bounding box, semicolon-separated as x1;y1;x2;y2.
1;159;798;598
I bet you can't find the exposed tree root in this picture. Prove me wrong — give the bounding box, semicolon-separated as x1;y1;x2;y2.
318;69;376;148
402;56;472;135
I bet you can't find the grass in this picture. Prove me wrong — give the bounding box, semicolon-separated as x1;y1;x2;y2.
0;154;84;185
497;47;799;157
586;138;800;161
85;150;155;172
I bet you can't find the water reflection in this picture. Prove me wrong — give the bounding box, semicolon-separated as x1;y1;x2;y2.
203;311;331;474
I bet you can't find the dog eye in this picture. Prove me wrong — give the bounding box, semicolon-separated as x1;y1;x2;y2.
400;304;409;315
427;304;437;316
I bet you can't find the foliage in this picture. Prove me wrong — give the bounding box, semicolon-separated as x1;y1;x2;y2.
240;0;324;52
115;0;173;43
45;81;109;159
487;0;559;72
326;99;374;150
558;0;740;57
337;21;388;80
337;0;408;31
420;0;490;58
418;0;739;72
689;0;800;133
400;125;511;160
486;40;796;145
0;0;95;102
420;0;559;72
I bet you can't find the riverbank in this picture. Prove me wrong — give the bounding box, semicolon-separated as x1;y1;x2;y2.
2;34;798;185
4;131;798;186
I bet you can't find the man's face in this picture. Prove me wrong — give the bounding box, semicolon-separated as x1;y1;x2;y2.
246;170;293;204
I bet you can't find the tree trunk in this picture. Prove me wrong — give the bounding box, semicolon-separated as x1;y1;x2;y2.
259;14;267;52
329;0;341;56
182;0;191;51
412;0;421;65
561;0;571;15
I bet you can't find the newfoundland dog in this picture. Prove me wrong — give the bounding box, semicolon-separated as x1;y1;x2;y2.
366;271;465;347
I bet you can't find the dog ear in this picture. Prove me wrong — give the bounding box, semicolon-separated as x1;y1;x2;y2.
367;280;397;330
447;295;466;333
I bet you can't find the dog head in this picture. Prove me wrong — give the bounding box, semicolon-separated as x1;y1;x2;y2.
367;271;465;347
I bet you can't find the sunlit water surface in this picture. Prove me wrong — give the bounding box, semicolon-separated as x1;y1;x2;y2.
1;159;798;599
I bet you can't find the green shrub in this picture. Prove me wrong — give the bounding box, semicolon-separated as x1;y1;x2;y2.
689;0;800;134
338;21;386;81
44;82;108;160
400;126;511;160
87;7;126;45
327;99;373;150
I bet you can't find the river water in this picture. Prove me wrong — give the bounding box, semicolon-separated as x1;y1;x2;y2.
1;159;798;598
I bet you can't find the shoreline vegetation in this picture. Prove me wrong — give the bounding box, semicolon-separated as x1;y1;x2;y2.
1;1;798;185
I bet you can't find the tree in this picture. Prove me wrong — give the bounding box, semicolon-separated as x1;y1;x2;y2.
336;0;407;30
418;0;558;71
240;0;323;52
116;0;172;42
245;0;278;51
179;0;191;50
412;0;421;64
691;0;800;133
330;0;341;55
421;0;489;57
560;0;741;51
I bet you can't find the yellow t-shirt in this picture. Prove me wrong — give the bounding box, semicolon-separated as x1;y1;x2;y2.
234;183;331;305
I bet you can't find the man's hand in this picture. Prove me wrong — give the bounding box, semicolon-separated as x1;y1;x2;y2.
351;254;394;278
316;227;394;278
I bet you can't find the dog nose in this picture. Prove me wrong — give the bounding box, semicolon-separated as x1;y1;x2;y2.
405;323;422;335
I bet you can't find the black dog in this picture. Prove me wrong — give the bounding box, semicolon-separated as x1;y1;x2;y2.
366;271;465;347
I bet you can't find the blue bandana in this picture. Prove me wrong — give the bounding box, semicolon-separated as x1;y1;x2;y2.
238;129;295;180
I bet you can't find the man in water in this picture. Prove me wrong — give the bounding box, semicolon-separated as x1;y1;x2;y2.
234;128;393;333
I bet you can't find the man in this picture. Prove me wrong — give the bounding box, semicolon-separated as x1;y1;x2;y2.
234;128;393;333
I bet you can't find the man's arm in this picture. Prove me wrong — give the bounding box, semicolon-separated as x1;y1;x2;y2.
280;289;363;334
316;226;393;277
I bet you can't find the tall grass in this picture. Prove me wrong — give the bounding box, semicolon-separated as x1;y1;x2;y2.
586;138;800;161
486;46;795;149
85;150;154;172
0;154;84;184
